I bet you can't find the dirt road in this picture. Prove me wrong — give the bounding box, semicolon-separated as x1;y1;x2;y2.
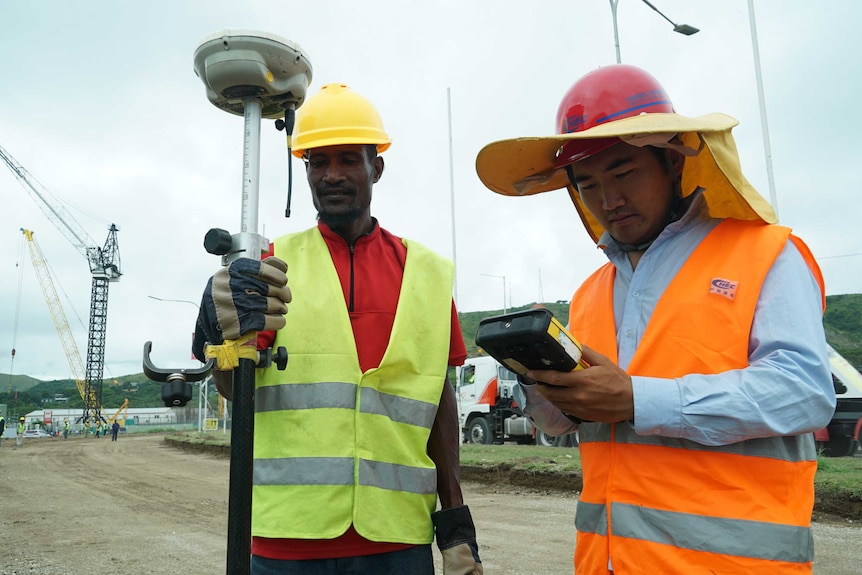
0;433;859;574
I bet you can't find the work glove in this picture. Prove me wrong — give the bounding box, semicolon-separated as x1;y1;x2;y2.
432;505;483;575
192;256;291;362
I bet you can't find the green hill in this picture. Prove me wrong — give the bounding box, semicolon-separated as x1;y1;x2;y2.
458;294;862;369
0;372;170;417
3;294;860;415
822;294;862;367
457;301;570;358
1;373;43;393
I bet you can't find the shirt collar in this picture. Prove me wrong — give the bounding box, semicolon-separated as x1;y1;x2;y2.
317;217;380;247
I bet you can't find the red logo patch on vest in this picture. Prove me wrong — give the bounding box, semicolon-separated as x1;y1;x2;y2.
709;278;738;300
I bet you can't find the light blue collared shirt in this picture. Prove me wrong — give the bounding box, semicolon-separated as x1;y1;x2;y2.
518;192;836;445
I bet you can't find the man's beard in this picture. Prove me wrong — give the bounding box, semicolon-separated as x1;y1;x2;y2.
317;206;364;227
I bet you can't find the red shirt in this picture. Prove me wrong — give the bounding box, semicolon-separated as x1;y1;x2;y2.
253;220;466;559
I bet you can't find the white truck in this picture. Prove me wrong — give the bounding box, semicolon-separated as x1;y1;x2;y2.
458;345;861;455
814;344;862;456
455;355;576;446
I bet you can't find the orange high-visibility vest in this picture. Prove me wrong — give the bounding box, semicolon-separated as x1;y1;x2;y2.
569;219;824;575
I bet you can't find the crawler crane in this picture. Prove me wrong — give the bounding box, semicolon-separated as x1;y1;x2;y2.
20;229;104;421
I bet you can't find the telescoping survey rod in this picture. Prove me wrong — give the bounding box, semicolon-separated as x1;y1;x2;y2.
193;30;312;575
141;30;311;575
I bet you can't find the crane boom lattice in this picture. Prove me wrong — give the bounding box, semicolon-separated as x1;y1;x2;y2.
21;229;101;420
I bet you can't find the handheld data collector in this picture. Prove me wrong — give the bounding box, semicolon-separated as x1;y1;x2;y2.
474;308;587;376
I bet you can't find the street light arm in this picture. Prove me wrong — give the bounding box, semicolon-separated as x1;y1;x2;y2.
609;0;697;64
639;0;677;27
148;295;201;310
640;0;698;35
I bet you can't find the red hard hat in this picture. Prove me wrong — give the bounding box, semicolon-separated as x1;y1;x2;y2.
554;64;674;168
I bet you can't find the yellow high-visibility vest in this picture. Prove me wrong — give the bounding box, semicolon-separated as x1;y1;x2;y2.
253;227;453;543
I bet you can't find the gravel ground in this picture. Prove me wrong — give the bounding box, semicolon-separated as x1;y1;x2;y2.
0;433;859;574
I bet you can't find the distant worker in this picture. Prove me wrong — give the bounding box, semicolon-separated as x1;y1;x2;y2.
476;64;836;573
111;421;120;441
16;417;25;448
96;420;103;438
63;419;70;439
0;414;6;447
193;83;482;574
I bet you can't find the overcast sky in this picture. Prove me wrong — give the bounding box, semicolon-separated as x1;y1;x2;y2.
1;0;860;382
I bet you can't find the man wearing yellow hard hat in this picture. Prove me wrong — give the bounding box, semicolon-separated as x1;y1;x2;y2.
194;83;482;574
16;416;25;448
476;64;835;574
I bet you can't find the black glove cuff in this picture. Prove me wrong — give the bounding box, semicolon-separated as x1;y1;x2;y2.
431;505;477;551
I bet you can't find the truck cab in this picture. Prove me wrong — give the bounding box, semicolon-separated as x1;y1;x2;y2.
814;344;862;456
456;355;574;446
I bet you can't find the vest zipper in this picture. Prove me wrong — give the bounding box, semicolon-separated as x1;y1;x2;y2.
348;242;356;312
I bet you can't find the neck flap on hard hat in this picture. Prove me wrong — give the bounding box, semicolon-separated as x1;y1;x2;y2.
566;129;777;243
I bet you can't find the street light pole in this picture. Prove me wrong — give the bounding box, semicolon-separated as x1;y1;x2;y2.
481;274;507;314
447;87;459;305
610;0;622;64
609;0;699;63
747;0;779;219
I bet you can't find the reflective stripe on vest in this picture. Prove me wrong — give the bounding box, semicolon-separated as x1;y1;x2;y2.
254;457;437;494
578;422;817;461
569;219;823;574
252;228;453;543
256;383;439;428
576;501;813;563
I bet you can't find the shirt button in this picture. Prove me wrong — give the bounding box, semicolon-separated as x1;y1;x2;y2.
625;329;633;337
632;291;640;297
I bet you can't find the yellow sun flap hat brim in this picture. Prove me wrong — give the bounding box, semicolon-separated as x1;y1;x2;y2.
475;112;778;243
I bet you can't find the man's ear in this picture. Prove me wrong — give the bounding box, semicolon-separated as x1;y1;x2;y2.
373;156;384;183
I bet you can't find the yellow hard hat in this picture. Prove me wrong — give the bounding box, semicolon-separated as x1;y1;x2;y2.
291;83;390;158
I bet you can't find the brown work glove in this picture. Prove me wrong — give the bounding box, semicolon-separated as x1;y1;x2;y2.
192;256;291;362
432;505;484;575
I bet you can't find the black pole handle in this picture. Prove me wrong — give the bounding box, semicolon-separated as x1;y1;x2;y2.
226;357;256;575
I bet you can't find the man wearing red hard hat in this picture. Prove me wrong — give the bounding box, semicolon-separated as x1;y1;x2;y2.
476;64;835;574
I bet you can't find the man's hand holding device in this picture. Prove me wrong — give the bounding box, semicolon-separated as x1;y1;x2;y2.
475;308;633;423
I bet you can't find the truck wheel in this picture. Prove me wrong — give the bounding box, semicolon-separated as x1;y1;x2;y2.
468;417;492;445
553;432;579;448
536;431;556;447
818;435;858;457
